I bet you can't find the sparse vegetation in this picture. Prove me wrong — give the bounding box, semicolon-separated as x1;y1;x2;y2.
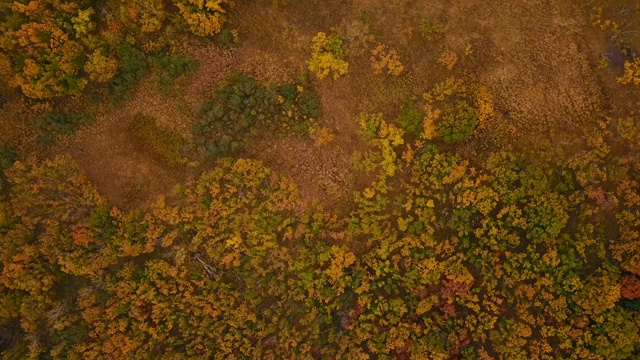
439;50;459;70
128;114;186;166
370;44;404;76
420;19;444;41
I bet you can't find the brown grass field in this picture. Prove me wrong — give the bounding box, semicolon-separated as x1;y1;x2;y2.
3;0;638;211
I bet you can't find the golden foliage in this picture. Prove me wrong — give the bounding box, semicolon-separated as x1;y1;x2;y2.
356;112;405;179
11;0;41;16
123;0;166;33
174;0;229;37
13;22;87;98
464;43;473;56
475;86;495;129
308;32;349;80
618;57;640;86
71;8;95;37
617;117;638;141
431;77;465;101
370;44;404;76
574;274;621;316
84;49;118;82
420;77;482;142
310;123;335;147
439;50;458;70
421;105;440;140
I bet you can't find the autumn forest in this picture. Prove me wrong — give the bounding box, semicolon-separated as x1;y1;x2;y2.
1;0;640;359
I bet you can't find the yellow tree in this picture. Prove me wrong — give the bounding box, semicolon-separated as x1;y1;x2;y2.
618;56;640;86
308;32;349;80
174;0;230;36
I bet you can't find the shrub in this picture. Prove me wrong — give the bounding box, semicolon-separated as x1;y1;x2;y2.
618;57;640;86
34;109;92;146
194;74;270;156
420;20;443;41
617;117;638;141
151;53;198;94
108;44;149;100
437;101;479;143
296;89;321;118
308;32;349;80
475;85;495;129
309;123;334;147
438;50;458;70
216;28;239;46
194;74;318;157
370;44;404;76
128;114;185;166
421;78;484;143
397;102;424;136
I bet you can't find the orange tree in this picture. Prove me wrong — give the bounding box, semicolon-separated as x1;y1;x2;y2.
0;1;99;99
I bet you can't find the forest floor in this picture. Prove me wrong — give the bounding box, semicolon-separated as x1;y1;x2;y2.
43;0;637;212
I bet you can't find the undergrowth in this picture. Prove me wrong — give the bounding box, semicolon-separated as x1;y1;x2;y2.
128;114;186;166
193;74;320;158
